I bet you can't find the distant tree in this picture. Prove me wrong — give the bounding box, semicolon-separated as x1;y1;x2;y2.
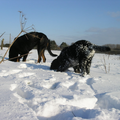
1;39;4;50
60;42;69;49
4;44;10;47
50;40;60;50
116;44;120;50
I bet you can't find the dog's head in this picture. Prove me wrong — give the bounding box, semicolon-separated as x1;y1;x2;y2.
50;47;69;71
50;58;60;70
75;40;95;58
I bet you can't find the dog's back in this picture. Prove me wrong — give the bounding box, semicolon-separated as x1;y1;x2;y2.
11;32;45;51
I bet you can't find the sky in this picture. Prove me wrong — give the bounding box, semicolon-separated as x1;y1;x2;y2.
0;0;120;45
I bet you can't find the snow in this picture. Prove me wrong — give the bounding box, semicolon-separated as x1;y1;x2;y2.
0;48;120;120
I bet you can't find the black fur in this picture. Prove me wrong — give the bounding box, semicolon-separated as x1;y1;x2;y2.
50;40;110;76
9;32;57;62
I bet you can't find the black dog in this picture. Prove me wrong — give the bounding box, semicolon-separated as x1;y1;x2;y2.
9;32;57;62
50;40;110;76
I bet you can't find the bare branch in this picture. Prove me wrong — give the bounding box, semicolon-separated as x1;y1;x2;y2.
0;32;5;38
100;55;111;74
18;11;22;13
0;31;22;64
3;52;32;62
0;11;35;64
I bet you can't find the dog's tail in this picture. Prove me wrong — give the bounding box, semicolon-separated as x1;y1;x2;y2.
47;40;57;57
93;45;111;52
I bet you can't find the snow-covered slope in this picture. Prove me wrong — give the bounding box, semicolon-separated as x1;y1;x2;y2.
0;48;120;120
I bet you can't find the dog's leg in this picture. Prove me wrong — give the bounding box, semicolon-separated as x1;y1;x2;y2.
37;54;42;63
37;43;44;63
37;49;46;63
73;65;80;73
17;55;22;62
79;59;87;76
86;57;93;74
23;54;28;62
37;47;42;63
41;49;46;62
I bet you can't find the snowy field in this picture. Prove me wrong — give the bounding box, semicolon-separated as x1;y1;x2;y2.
0;48;120;120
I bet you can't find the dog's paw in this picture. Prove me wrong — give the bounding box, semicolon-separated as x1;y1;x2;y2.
80;72;87;77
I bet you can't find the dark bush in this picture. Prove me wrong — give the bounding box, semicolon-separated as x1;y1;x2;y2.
60;42;69;49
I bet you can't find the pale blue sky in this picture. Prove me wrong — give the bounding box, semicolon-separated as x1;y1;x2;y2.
0;0;120;45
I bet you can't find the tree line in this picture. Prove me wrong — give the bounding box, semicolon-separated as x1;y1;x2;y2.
1;40;120;54
104;44;120;54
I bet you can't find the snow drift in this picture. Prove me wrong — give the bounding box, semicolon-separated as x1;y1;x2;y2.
0;48;120;120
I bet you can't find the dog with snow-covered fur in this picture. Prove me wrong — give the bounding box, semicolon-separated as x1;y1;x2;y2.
50;40;110;76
